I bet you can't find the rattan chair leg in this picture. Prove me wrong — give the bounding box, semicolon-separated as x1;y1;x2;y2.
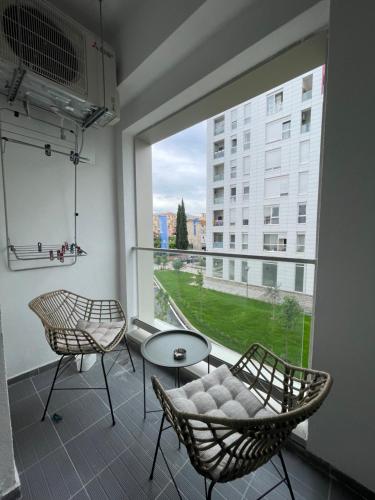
79;354;84;372
207;480;216;500
101;353;115;425
41;355;64;421
150;413;165;480
123;336;135;372
278;451;295;500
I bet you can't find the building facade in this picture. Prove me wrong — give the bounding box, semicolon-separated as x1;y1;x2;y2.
187;215;206;250
205;66;324;296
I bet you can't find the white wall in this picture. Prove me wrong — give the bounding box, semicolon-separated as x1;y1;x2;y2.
0;102;120;379
309;0;375;492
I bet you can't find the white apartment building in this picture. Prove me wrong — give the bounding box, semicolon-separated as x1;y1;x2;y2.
205;66;324;296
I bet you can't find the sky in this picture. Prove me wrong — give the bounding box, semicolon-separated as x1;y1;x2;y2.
152;120;207;216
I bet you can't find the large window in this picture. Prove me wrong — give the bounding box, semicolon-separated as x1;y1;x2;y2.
242;207;249;226
267;90;283;115
299;140;310;164
213;232;223;248
295;264;305;292
231;135;237;154
230;185;237;203
243;155;250;176
265;148;281;172
228;260;235;280
229;233;236;249
213;258;223;278
214;115;225;135
242;182;249;202
262;262;278;287
298;202;307;223
214;139;224;159
242;232;248;250
231;109;238;130
241;261;249;282
243;130;251;151
302;74;313;101
264;175;289;198
263;233;287;251
244;103;251;125
301;109;311;133
298;171;309;195
230;159;237;179
296;233;305;252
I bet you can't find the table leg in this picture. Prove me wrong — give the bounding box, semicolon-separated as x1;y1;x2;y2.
177;367;180;388
143;357;146;419
207;355;210;374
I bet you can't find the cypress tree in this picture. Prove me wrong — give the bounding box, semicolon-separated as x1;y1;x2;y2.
175;202;181;248
180;199;189;249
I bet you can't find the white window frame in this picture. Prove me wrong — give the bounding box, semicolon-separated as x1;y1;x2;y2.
264;205;279;225
267;90;283;115
231;135;237;154
263;233;287;252
302;74;313;102
229;208;236;226
230;159;237;179
295;264;305;292
243;182;249;202
296;232;305;253
299;140;310;164
242;207;249;226
262;262;278;287
282;120;291;140
243;155;250;176
301;108;311;134
244;103;251;125
229;233;236;249
265;148;281;172
214;115;225;135
230;185;237;203
241;232;248;250
243;130;251;151
298;202;307;224
231;109;238;130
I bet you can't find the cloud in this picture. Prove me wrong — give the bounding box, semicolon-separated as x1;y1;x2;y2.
152;121;207;215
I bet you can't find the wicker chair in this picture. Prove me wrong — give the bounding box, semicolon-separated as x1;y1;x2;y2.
150;343;332;499
29;289;135;425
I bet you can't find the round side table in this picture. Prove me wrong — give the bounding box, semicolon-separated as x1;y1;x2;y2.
141;329;212;419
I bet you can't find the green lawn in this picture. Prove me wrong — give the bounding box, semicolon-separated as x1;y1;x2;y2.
155;270;311;367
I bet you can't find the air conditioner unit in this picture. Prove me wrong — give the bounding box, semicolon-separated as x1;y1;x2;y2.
0;0;119;127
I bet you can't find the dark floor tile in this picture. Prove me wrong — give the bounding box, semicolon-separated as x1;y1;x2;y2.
71;488;90;499
94;464;131;500
10;392;44;432
106;451;149;500
8;378;35;405
66;414;135;484
51;391;110;443
85;476;111;500
20;446;82;500
14;417;61;472
31;358;77;392
38;374;90;415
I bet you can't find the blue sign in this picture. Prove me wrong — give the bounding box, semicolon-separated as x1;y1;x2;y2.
159;215;169;249
193;218;198;236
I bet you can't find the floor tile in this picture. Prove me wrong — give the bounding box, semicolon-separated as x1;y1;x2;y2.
10;392;44;432
8;378;35;405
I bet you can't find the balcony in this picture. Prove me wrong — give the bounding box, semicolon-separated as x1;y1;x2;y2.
214;123;224;135
213;241;224;248
213;196;224;205
213;173;224;181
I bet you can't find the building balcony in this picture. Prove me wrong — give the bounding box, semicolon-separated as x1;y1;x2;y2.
213;241;224;248
213;197;224;205
213;173;224;182
213;150;224;159
213;219;224;226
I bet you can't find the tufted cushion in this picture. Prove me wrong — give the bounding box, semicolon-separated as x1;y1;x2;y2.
166;364;274;479
54;320;125;353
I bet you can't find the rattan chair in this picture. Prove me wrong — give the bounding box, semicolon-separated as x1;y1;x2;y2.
150;343;332;499
29;289;135;425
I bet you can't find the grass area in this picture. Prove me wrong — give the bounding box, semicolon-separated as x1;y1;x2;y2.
155;270;311;367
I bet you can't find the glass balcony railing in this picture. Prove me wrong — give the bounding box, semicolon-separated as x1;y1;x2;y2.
213;219;224;226
214;124;225;135
214;150;224;159
213;241;224;248
213;173;224;182
213;197;224;204
135;248;315;368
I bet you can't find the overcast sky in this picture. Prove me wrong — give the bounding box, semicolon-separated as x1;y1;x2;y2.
152;121;207;216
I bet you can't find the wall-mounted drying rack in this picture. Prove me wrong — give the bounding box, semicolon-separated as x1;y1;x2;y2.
0;106;89;271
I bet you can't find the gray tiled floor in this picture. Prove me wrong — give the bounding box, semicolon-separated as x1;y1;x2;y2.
8;345;366;500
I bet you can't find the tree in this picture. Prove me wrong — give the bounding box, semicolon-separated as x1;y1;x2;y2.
160;253;168;270
195;269;204;318
176;199;188;249
278;296;303;362
264;284;281;320
153;234;161;248
168;235;176;248
154;254;162;269
155;288;169;321
172;258;183;272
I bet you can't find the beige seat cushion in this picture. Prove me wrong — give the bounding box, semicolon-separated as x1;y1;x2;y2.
54;319;125;354
167;364;273;479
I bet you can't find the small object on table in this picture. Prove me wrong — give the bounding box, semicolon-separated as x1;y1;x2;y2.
173;348;186;360
49;250;54;261
37;241;42;252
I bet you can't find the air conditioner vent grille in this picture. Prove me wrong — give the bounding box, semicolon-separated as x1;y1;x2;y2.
0;0;87;95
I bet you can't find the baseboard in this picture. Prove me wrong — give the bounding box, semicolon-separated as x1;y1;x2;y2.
1;485;21;500
8;358;61;385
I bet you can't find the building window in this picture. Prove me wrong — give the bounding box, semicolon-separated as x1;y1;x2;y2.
264;205;279;224
214;140;224;159
213;258;223;278
264;175;289;198
213;232;223;248
302;74;313;101
299;140;310;164
243;130;251;151
213;210;223;226
230;159;237;179
242;233;248;250
262;262;277;287
243;155;250;176
298;171;308;195
244;103;251;125
229;208;236;225
295;264;305;292
298;202;306;223
282;120;291;139
229;260;235;280
214;115;225;135
267;90;283;115
296;233;305;252
230;186;236;203
231;109;238;130
231;135;237;154
213;187;224;204
243;182;249;202
241;261;249;282
213;163;224;181
242;207;249;226
301;109;311;133
229;233;236;249
265;148;281;172
263;233;287;251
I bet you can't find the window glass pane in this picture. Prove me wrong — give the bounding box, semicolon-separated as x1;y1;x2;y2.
295;264;305;292
298;171;308;194
299;140;310;163
243;155;250;175
262;262;277;286
265;148;281;171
